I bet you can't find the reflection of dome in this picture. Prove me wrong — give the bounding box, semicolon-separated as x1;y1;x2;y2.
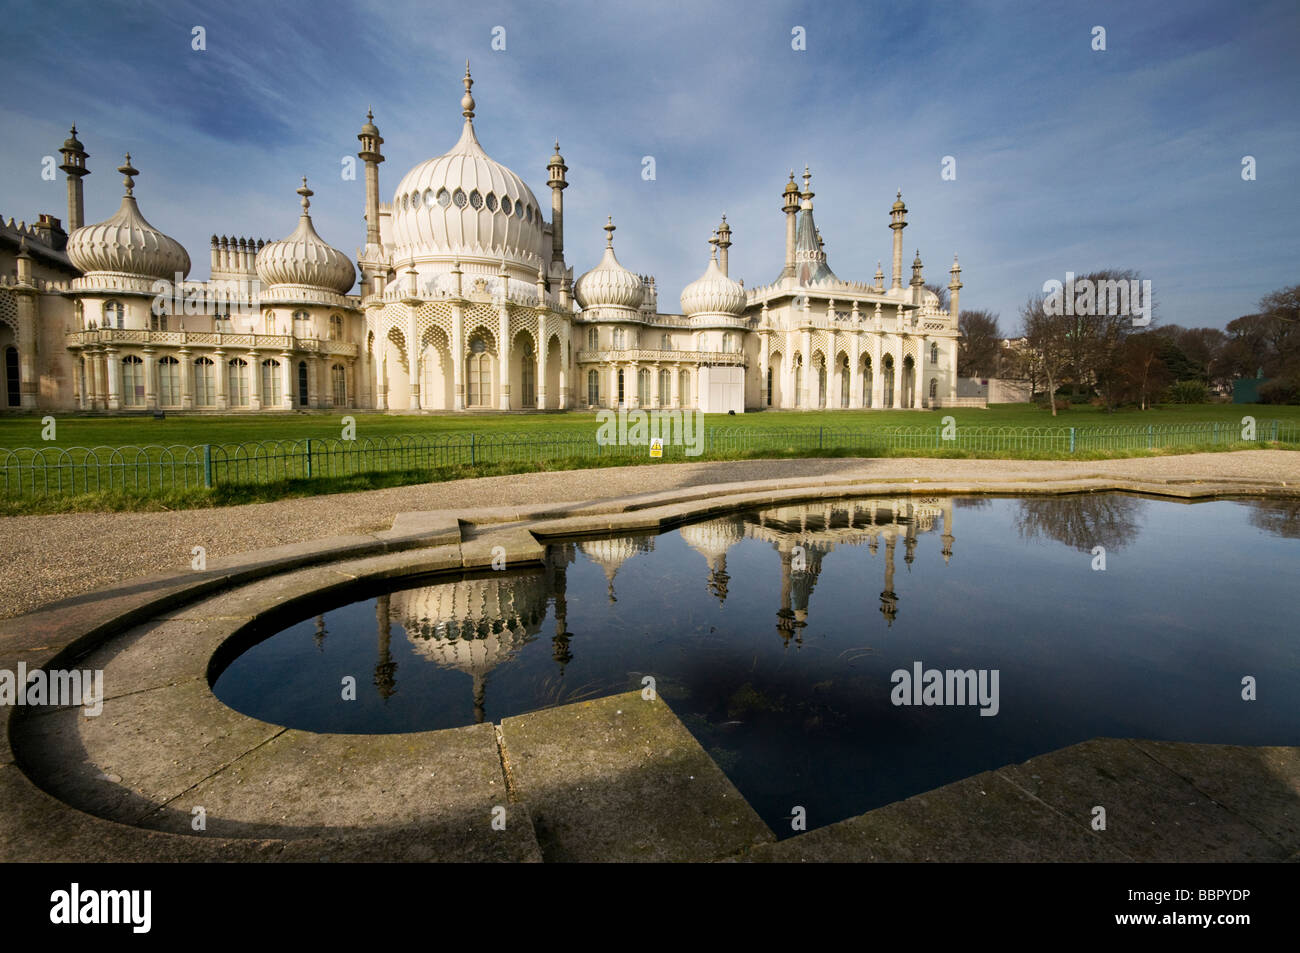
578;535;654;601
680;252;745;317
389;572;549;676
680;517;744;563
574;218;643;311
389;65;544;274
66;156;190;280
255;179;355;294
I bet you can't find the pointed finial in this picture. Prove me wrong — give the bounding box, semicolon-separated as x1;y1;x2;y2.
297;176;313;212
554;139;560;152
461;61;475;120
70;123;77;136
604;216;615;247
117;153;138;196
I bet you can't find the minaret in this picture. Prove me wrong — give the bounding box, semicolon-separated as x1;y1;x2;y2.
715;214;732;276
58;125;89;231
547;141;568;274
880;533;898;626
781;171;800;279
889;190;908;290
948;255;962;320
874;261;885;293
910;250;924;306
356;108;385;249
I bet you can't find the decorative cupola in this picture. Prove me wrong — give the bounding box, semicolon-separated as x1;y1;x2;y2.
255;177;356;294
66;155;191;280
680;229;746;319
573;218;643;312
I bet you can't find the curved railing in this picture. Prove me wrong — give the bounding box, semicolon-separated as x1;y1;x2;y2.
1;419;1295;498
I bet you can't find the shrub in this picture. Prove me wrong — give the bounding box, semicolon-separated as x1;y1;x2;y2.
1166;380;1210;404
1259;376;1300;405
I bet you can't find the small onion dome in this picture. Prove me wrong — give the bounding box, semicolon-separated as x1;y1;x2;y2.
892;189;906;211
66;155;191;279
574;218;643;310
62;125;85;152
360;107;380;139
255;178;356;294
680;248;745;317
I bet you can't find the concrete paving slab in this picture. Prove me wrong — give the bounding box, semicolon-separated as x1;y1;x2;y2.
499;690;774;862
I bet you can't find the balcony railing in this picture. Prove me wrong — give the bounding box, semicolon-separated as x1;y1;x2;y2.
576;348;747;365
65;328;358;357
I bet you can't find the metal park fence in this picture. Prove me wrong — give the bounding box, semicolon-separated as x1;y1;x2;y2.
1;420;1296;499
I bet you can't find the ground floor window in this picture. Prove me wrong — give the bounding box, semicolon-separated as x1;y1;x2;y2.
262;359;282;407
840;360;850;408
228;358;249;407
521;351;536;408
194;357;215;406
929;378;938;401
678;369;691;406
863;364;873;408
587;369;599;406
122;355;144;407
617;368;625;405
4;347;18;406
766;366;772;407
468;346;491;407
637;367;650;406
297;361;309;407
332;364;346;407
659;369;670;406
158;356;181;407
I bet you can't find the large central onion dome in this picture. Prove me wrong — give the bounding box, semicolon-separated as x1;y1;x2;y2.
66;155;191;280
389;64;544;271
574;218;643;311
680;245;745;317
255;178;356;294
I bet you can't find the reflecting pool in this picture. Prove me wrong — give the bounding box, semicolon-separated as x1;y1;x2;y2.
213;495;1300;835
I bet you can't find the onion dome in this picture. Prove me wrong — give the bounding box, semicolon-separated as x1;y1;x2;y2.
578;534;654;602
680;244;746;317
66;155;191;279
61;125;85;154
574;218;644;310
255;178;356;294
389;64;544;266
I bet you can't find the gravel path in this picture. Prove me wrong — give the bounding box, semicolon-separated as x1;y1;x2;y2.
2;451;1296;621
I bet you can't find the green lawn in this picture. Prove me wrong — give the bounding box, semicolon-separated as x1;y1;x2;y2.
2;402;1298;450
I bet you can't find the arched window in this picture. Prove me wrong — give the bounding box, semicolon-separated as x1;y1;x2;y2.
658;369;670;406
122;355;144;407
521;345;536;408
293;310;311;338
467;336;491;406
587;369;599;406
929;378;938;401
264;310;276;334
840;357;850;408
613;327;625;350
332;364;347;407
150;302;168;332
262;359;282;407
158;356;181;406
930;342;939;365
616;367;626;405
882;356;894;408
587;327;598;350
661;333;670;350
722;332;734;352
862;358;873;408
105;300;124;329
329;314;343;341
228;358;249;407
297;361;309;407
817;359;827;408
678;369;691;407
194;357;215;407
637;367;650;406
766;366;773;407
793;356;803;408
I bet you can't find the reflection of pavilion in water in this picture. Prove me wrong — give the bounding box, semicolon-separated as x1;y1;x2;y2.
313;498;955;711
682;498;956;642
325;548;579;722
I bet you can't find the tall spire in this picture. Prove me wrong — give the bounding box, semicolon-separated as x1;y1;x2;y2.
461;60;475;120
297;176;313;215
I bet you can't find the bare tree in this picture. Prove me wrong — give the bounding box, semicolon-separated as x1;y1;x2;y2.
958;309;1001;376
1021;294;1072;416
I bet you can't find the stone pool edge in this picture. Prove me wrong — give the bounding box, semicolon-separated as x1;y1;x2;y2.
1;472;1297;862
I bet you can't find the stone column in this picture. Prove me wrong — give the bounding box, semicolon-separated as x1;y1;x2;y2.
249;351;262;410
629;361;639;408
106;347;121;410
537;317;548;410
557;330;568;409
179;348;193;409
915;338;927;409
497;304;511;411
214;349;228;410
650;363;660;407
758;332;769;409
308;355;321;409
280;350;293;410
872;339;885;410
142;347;156;410
671;363;681;408
800;329;812;409
451;303;465;410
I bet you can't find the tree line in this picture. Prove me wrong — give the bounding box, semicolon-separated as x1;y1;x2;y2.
950;273;1299;413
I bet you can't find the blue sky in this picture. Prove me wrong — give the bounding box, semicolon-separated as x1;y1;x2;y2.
2;0;1296;331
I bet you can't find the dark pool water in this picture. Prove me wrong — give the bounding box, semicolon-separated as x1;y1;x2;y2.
213;494;1300;836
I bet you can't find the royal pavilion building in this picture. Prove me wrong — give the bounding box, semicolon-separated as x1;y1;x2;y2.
0;65;966;415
